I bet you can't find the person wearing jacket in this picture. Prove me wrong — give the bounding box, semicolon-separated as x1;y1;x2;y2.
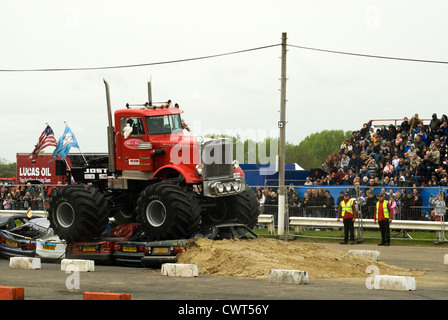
337;193;357;244
429;193;445;221
374;193;393;246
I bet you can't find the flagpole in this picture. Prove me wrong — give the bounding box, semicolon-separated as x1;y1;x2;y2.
64;159;71;170
78;147;89;166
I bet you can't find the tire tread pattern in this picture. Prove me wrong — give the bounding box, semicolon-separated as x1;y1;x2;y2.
47;184;109;242
136;182;201;240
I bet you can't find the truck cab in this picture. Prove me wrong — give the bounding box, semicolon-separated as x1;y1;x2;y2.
113;102;246;197
114;105;186;172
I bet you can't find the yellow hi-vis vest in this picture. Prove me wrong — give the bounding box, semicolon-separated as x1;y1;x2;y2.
375;200;390;220
341;199;354;217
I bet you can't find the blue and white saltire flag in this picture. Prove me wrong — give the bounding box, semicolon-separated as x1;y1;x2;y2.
53;125;80;159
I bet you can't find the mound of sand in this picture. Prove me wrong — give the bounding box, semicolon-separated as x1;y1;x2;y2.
177;238;423;279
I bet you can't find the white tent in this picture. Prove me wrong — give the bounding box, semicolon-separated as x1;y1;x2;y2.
294;163;305;171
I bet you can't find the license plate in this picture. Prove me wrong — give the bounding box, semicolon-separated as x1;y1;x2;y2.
153;247;169;254
123;246;137;253
82;246;97;252
6;240;18;247
42;244;56;251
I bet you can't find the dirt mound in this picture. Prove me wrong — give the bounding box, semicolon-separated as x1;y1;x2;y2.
177;238;423;279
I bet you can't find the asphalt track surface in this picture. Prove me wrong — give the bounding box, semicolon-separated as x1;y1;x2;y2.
0;242;447;313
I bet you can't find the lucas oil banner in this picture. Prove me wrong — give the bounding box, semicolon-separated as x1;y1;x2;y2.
16;153;70;185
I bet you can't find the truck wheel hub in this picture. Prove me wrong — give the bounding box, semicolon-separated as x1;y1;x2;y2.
146;200;167;227
56;203;75;228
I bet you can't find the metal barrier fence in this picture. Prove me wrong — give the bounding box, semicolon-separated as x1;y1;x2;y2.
255;185;448;219
281;205;443;221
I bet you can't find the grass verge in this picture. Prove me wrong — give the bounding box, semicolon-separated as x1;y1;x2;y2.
254;227;448;246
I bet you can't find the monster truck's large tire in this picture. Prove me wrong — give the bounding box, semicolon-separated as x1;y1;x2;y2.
226;183;260;229
47;184;109;242
136;182;201;240
200;197;229;227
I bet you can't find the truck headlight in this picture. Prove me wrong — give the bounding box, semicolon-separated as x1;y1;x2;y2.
195;164;203;176
216;182;224;193
210;182;225;194
196;136;204;144
233;180;242;192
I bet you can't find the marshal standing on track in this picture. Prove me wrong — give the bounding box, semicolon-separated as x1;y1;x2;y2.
374;193;393;246
337;192;357;245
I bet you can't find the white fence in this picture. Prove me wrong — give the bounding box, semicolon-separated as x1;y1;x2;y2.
255;214;446;242
0;210;46;217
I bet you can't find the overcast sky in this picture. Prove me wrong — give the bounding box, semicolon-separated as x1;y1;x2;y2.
1;0;448;164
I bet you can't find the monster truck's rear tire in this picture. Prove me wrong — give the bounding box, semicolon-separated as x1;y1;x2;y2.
136;182;201;240
226;183;260;229
48;184;109;242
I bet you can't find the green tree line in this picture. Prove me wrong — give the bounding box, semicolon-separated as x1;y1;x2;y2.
0;161;16;178
213;129;351;170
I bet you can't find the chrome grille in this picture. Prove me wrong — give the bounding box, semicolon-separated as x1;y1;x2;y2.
202;139;233;179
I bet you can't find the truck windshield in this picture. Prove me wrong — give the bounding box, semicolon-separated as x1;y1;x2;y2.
146;114;183;135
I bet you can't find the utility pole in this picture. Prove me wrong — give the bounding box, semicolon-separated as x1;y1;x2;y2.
278;32;287;236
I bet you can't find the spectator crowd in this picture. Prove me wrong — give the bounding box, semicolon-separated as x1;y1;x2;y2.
255;113;448;222
311;113;448;188
0;182;56;211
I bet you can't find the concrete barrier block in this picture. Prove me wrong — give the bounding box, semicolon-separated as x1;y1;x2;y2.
61;259;95;272
349;250;380;261
444;254;448;265
161;263;198;277
269;270;309;285
374;275;416;291
9;257;41;270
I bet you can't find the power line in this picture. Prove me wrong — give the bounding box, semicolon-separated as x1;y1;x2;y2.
2;42;447;72
0;44;280;72
287;43;448;65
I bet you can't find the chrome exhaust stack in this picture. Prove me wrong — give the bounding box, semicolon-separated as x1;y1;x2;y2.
103;78;116;173
147;77;152;107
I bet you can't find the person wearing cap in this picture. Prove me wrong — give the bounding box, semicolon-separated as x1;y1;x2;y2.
374;193;393;246
337;192;357;244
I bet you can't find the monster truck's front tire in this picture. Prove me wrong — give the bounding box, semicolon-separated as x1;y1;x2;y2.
136;182;201;241
227;183;260;229
47;184;109;242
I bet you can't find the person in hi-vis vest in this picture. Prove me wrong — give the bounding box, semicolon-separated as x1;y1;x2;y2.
374;193;393;246
337;192;357;244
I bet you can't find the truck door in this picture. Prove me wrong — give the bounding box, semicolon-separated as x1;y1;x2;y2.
115;117;148;171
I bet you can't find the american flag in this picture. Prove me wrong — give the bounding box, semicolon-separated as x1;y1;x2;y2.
30;125;58;160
